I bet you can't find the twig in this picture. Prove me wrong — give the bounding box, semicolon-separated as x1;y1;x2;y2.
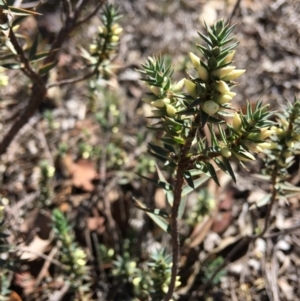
35;246;59;286
227;0;242;25
164;114;202;301
75;0;106;28
16;246;63;267
0;2;103;155
47;70;96;88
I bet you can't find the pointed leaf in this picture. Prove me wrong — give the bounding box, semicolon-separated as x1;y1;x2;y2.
8;6;41;16
181;175;210;197
205;161;220;186
137;173;172;191
222;157;236;183
1;63;20;69
39;61;57;75
183;170;194;189
132;197;170;233
148;143;170;158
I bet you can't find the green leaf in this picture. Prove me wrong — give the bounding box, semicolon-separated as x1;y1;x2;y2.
148;150;168;163
222;157;236;183
196;44;211;57
29;34;39;59
30;50;57;62
39;61;57;75
205;161;220;186
1;63;20;69
181;175;210;197
137;173;173;191
198;32;214;47
200;108;209;128
183;170;194;189
186;97;203;109
204;21;219;46
148;143;170;158
132;197;170;233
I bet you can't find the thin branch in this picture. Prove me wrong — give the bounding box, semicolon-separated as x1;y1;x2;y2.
0;1;96;155
8;28;44;87
164;114;202;301
47;69;96;88
75;0;106;28
227;0;242;25
62;0;73;19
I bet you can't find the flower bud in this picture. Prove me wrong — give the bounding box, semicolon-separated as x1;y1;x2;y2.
184;79;197;98
151;99;165;108
258;142;274;149
286;140;294;148
275;127;285;137
149;85;162;96
212;94;232;104
189;52;200;69
197;65;209;81
223;50;236;64
110;35;120;42
132;277;141;287
259;129;274;140
172;78;185;92
214;80;230;94
232;112;242;132
278;117;289;128
221;147;232;158
89;44;98;54
111;24;123;35
222;69;246;81
166;104;177;117
202;101;219;115
211;66;235;79
244;140;263;153
225;91;237;98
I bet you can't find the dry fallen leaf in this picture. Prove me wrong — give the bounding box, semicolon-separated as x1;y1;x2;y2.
59;154;98;191
86;216;106;234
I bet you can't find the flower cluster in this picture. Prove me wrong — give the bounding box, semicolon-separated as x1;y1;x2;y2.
183;20;245;118
85;5;122;67
264;99;300;172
